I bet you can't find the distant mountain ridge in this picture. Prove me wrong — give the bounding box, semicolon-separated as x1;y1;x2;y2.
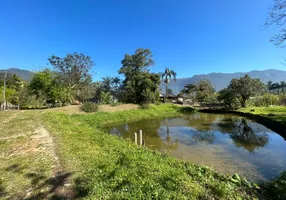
160;69;286;94
1;68;285;93
0;68;34;81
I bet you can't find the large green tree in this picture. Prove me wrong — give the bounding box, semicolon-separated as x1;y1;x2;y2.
217;87;239;109
119;48;160;104
195;80;216;102
227;75;264;107
29;69;71;106
48;52;94;90
161;68;176;103
29;69;54;100
181;80;216;103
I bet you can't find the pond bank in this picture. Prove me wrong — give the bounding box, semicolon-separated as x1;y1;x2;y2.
198;106;286;199
40;104;262;199
198;107;286;140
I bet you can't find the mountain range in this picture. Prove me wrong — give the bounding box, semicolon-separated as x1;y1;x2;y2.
0;68;285;94
159;69;286;94
0;68;34;81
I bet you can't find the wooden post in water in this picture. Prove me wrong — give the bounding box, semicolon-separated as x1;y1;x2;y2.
139;130;143;145
134;132;137;145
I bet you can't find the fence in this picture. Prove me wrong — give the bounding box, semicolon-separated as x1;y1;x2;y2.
134;130;145;146
0;103;20;111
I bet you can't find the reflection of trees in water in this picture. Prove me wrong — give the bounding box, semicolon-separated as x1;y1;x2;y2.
186;113;219;131
215;117;240;134
163;119;179;151
230;118;269;152
192;130;215;144
108;115;270;153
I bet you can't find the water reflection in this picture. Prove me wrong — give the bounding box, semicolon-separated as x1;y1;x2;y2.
230;119;269;152
192;130;215;144
104;113;286;181
163;119;179;151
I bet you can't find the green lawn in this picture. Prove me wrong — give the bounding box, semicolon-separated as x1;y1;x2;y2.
238;106;286;126
40;104;259;199
0;111;56;199
2;104;285;199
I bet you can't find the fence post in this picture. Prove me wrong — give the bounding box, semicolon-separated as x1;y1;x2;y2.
134;132;137;145
139;130;143;146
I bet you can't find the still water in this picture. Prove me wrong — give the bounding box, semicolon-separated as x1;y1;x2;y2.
104;113;286;182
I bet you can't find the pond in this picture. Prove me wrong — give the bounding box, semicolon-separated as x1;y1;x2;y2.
104;113;286;182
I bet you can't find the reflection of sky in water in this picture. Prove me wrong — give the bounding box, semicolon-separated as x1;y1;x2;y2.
104;113;286;182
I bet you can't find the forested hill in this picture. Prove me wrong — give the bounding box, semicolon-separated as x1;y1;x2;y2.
0;68;34;81
160;69;286;94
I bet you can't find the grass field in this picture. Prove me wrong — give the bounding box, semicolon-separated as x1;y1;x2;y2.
1;104;285;199
238;106;286;126
0;111;73;199
40;104;260;199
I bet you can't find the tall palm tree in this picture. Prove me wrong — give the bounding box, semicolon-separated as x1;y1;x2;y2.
112;77;121;90
161;68;176;103
272;82;280;93
267;81;273;92
280;81;286;92
101;76;113;92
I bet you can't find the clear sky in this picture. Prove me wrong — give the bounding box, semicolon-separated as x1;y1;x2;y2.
0;0;285;80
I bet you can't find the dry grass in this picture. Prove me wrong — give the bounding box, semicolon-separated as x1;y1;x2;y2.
47;104;139;114
98;103;139;112
47;105;85;114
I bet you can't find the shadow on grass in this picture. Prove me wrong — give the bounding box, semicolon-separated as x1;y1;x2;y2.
177;106;196;113
3;163;80;200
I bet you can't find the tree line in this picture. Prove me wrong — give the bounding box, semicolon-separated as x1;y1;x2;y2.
1;48;285;110
0;49;172;108
178;75;286;109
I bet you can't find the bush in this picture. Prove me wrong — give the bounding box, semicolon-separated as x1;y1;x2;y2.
279;93;286;105
100;92;112;104
248;93;285;107
81;102;99;113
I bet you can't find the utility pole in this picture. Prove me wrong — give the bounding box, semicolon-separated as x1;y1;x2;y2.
3;71;7;110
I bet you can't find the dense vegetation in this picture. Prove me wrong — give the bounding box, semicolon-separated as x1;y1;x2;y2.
0;49;166;109
178;75;286;110
1;48;285;111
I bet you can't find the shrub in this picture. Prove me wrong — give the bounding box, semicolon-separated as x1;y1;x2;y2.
248;93;284;107
81;102;99;113
279;93;286;105
100;92;112;104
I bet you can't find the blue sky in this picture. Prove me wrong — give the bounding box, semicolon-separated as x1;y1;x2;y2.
0;0;284;80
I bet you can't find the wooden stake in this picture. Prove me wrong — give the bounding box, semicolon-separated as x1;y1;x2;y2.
134;132;137;144
140;130;143;145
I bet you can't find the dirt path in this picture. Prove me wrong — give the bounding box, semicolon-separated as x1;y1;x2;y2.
0;111;74;199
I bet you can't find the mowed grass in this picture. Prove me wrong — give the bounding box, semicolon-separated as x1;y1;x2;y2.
41;104;260;199
238;106;286;126
0;111;55;199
